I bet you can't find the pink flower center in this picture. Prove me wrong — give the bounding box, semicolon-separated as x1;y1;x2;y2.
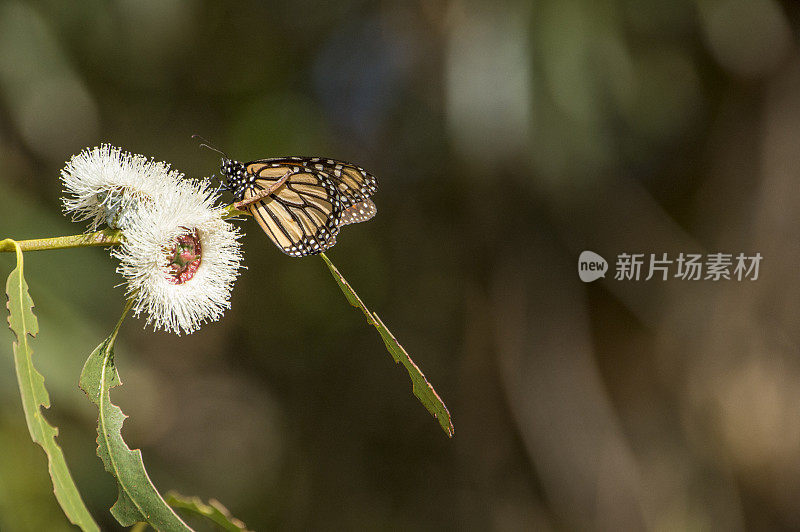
166;230;202;284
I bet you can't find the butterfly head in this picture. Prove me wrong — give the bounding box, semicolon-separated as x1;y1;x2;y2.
220;158;249;200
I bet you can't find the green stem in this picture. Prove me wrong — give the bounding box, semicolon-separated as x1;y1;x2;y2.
0;229;123;253
111;297;136;345
1;206;243;252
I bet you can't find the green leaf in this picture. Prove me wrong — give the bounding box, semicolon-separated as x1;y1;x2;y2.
166;492;251;532
319;253;454;438
79;300;192;531
3;239;100;531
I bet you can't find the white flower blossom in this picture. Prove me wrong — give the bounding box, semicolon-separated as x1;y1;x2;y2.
61;144;183;230
60;144;244;334
112;178;243;334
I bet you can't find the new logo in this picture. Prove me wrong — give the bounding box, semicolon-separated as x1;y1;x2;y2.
578;251;608;282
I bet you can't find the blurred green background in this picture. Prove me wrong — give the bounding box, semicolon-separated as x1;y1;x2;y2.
1;0;800;529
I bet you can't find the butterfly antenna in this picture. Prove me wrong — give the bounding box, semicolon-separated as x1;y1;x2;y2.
191;134;228;158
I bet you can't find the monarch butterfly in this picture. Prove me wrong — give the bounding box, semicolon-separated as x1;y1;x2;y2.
219;154;378;257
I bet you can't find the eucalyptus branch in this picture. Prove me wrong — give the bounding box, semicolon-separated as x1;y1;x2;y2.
0;229;123;253
1;206;246;251
1;142;452;531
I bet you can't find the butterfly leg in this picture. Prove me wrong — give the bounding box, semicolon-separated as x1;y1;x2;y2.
233;170;291;210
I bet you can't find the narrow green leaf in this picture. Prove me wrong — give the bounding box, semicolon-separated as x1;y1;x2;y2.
79;300;192;531
319;253;454;438
2;239;100;531
166;492;251;532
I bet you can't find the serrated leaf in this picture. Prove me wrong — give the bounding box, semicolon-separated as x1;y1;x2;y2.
166;492;251;532
319;253;454;438
3;239;100;531
79;302;192;531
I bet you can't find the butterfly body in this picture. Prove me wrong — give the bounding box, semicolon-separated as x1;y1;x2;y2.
220;156;377;257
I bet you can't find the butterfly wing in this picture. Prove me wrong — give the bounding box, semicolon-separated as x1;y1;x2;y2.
292;157;377;205
242;157;378;257
340;198;377;226
252;157;377;202
243;162;342;257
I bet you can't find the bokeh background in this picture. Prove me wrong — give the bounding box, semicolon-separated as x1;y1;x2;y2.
1;0;800;530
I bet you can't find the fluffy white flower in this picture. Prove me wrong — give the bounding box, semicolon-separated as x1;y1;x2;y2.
61;144;184;230
112;178;243;334
61;144;244;334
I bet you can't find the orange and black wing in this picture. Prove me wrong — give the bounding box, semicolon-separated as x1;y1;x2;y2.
251;157;377;203
242;157;378;257
243;162;342;257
